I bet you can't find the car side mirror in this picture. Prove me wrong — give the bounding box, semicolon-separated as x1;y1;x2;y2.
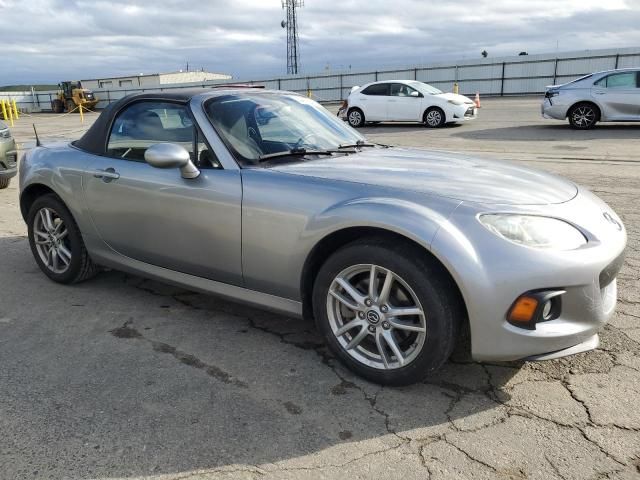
144;143;200;179
410;91;421;97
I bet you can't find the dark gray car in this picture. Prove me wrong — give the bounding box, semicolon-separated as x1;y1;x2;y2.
18;88;627;385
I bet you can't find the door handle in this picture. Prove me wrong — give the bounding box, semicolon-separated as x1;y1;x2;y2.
92;168;120;180
593;91;606;95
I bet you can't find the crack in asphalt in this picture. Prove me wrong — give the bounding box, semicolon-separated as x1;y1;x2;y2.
545;453;568;480
120;275;640;475
109;320;248;388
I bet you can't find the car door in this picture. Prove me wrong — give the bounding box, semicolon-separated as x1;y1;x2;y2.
592;71;640;120
81;100;243;286
358;83;390;121
388;83;423;121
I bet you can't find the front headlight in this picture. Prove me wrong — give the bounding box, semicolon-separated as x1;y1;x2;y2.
479;214;587;250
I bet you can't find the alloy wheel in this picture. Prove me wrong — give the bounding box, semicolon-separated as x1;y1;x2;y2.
33;207;72;274
326;264;427;370
348;110;362;127
571;106;596;128
425;110;442;127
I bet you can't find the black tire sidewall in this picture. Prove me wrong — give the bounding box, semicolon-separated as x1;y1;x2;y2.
312;240;459;386
27;194;87;284
0;177;9;189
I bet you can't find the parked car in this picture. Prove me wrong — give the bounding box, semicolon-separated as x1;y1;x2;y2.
0;120;17;189
339;80;477;128
542;68;640;129
19;88;626;385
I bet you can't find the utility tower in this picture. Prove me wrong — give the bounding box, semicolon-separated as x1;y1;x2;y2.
281;0;303;74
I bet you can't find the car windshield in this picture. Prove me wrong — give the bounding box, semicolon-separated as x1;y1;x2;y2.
205;93;366;164
411;81;443;95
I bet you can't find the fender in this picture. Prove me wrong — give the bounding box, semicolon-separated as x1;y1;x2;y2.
19;144;99;240
305;195;461;252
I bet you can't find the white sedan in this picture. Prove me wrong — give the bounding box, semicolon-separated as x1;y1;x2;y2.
340;80;478;128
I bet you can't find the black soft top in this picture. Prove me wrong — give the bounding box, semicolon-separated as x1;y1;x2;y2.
74;89;209;155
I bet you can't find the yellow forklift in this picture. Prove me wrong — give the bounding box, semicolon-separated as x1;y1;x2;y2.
51;81;99;113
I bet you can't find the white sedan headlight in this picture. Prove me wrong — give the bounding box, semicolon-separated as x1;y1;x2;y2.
479;214;587;250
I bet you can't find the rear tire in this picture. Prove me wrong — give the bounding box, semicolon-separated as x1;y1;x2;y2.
312;238;461;386
27;194;100;284
51;99;64;114
568;102;599;129
424;107;446;128
0;177;10;189
347;108;365;128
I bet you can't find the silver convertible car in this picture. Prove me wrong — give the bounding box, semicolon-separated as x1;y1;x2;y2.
19;88;627;385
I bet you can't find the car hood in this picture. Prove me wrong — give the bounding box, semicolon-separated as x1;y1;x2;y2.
270;148;578;206
433;92;474;104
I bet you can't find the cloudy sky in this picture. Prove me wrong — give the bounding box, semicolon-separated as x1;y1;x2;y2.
1;0;639;84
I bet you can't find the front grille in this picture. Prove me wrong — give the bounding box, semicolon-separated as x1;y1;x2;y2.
6;151;17;167
599;249;626;288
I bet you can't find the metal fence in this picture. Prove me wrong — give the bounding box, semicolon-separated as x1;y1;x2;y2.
3;46;640;112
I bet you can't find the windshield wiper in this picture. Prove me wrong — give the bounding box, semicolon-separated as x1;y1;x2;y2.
337;140;377;149
258;148;334;161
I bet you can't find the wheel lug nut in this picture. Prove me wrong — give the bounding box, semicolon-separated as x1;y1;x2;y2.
365;299;372;307
381;305;388;313
358;311;365;319
382;321;390;329
368;325;375;333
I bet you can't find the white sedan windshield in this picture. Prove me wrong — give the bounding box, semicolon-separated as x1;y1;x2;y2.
411;81;443;95
206;93;365;163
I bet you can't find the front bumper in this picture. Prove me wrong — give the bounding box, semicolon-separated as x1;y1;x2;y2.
451;104;478;122
431;188;627;362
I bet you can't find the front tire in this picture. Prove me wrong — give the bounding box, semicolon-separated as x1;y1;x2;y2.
27;194;99;284
312;238;461;386
424;107;446;128
65;99;76;113
568;103;599;129
0;177;10;189
347;108;365;128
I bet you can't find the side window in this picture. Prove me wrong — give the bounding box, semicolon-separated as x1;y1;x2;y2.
107;101;220;168
361;83;390;96
594;73;637;89
390;83;419;97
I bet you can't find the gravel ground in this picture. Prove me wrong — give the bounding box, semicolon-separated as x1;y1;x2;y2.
0;97;639;480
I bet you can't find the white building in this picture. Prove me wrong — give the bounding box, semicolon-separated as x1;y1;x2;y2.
81;71;232;90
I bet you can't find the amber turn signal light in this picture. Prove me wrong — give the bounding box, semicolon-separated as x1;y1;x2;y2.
507;290;565;330
508;296;539;324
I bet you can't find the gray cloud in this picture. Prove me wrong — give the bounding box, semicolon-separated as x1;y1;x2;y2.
0;0;638;84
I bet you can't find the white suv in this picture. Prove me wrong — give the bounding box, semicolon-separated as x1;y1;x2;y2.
542;68;640;129
340;80;477;128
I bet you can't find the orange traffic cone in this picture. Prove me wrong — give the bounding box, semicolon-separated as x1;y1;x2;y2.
474;92;481;108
